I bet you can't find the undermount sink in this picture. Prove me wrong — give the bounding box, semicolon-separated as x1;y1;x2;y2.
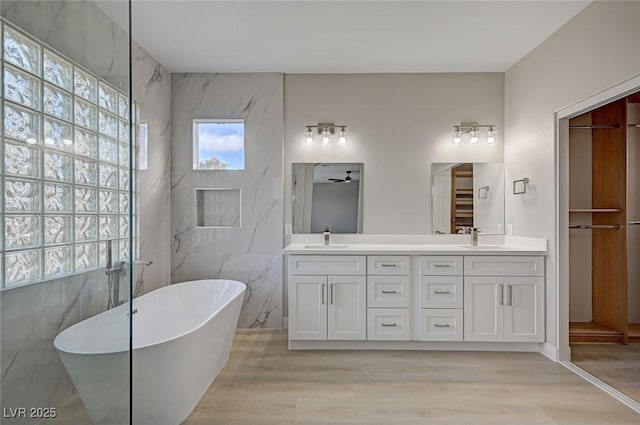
458;245;506;250
303;244;349;249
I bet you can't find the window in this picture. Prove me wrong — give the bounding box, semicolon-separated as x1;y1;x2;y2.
1;22;134;289
193;119;245;170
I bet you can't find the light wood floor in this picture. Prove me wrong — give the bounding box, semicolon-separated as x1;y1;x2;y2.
572;343;640;403
182;330;639;425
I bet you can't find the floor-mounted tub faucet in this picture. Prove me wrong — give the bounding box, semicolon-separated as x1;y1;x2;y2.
106;240;126;308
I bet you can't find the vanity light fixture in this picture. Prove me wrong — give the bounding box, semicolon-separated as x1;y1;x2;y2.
452;122;497;147
303;122;348;147
305;127;314;146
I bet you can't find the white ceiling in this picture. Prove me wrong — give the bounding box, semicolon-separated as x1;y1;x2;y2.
125;0;590;73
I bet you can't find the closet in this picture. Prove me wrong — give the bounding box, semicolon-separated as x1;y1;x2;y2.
450;163;474;233
568;92;640;344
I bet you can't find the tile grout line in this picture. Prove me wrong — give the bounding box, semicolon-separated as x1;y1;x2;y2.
561;361;640;414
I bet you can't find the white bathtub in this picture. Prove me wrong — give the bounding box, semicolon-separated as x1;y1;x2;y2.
53;279;246;425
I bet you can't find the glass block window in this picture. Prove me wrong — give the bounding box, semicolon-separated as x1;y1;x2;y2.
193;119;245;170
1;22;134;289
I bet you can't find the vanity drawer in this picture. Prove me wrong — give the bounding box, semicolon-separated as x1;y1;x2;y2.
420;256;463;276
367;308;410;341
419;309;463;341
289;255;366;276
367;275;410;308
367;256;410;275
464;256;544;277
420;276;463;309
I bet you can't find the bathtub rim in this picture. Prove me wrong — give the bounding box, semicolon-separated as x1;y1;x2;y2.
53;279;247;356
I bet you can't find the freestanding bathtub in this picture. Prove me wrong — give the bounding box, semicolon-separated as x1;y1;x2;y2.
53;279;246;425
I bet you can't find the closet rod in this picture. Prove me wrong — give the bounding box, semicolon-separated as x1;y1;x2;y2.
569;124;620;129
569;224;621;230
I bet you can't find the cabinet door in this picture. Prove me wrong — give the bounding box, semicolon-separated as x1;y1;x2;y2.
503;277;545;342
289;275;327;340
464;277;503;342
328;275;366;340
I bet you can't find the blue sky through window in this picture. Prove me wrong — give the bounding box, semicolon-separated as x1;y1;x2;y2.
196;120;245;170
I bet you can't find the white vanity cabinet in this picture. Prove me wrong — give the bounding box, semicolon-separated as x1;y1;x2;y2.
367;256;411;340
288;256;367;341
463;256;545;342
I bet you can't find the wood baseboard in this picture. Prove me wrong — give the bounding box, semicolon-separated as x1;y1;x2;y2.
628;323;640;343
569;321;624;343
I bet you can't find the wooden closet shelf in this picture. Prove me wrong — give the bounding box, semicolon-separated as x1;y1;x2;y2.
455;189;473;195
569;208;623;213
456;200;473;206
455;213;474;218
454;170;473;177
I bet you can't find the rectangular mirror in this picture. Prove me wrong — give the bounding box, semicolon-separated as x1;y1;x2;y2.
292;163;363;233
431;162;505;234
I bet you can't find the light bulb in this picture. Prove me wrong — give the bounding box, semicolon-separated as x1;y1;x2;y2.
305;128;313;146
338;128;347;146
469;129;479;145
486;128;497;146
321;129;330;147
452;128;462;145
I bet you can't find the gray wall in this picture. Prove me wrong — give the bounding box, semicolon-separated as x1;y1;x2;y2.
283;73;504;235
504;0;640;352
170;73;283;329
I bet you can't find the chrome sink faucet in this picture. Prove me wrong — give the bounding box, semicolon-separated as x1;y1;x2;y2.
471;227;479;246
324;227;330;246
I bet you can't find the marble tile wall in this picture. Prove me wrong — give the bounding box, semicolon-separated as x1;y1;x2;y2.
171;73;283;329
132;44;171;295
0;1;171;423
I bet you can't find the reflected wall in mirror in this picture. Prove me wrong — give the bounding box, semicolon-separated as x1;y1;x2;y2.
431;162;505;234
292;163;363;233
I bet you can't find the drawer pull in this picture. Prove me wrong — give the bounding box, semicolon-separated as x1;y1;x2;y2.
433;264;451;268
381;290;398;294
434;323;451;328
433;290;451;295
381;322;397;327
380;264;398;267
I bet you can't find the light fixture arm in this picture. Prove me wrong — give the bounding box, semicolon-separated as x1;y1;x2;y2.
306;122;348;134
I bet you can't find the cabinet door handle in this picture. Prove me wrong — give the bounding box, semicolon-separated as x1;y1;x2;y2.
434;290;451;295
381;264;398;268
330;283;334;304
321;283;326;304
433;264;451;268
381;290;398;294
434;323;451;328
507;284;512;306
381;323;397;327
499;284;504;306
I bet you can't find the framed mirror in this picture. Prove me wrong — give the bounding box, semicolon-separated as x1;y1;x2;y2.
431;162;505;234
292;163;363;233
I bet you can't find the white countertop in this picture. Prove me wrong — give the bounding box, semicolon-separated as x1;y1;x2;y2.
283;235;547;256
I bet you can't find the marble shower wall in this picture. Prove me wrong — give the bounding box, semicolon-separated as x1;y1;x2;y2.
171;73;283;328
1;1;171;422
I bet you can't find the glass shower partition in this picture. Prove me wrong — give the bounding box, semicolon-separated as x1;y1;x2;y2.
0;1;133;424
